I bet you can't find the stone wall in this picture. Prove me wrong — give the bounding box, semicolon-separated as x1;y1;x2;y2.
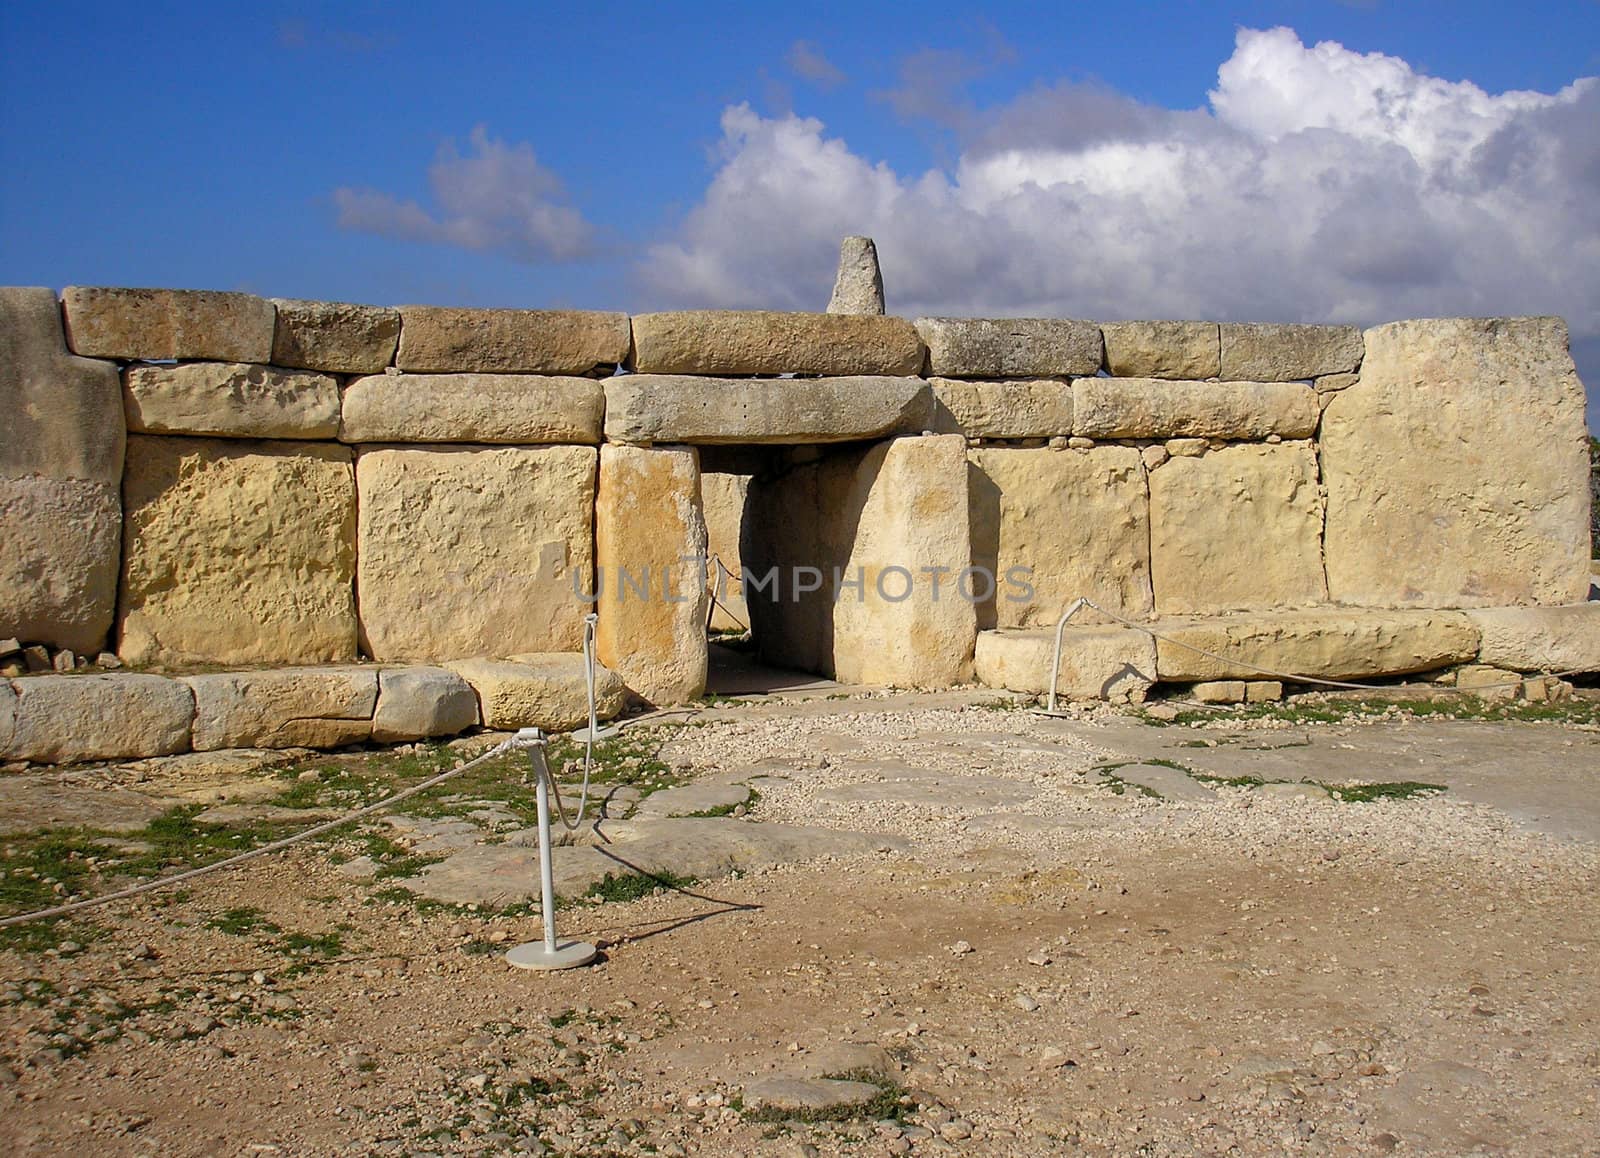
1;285;1596;761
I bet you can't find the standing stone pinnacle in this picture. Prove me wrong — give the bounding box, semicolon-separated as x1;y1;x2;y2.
826;236;886;315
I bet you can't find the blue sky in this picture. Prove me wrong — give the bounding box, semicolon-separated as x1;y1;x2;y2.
2;1;1597;425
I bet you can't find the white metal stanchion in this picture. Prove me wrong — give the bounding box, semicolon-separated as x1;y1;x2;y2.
505;727;597;971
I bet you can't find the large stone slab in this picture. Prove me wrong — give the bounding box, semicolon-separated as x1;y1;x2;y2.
270;298;400;374
973;626;1156;703
394;307;630;374
702;472;750;633
341;374;604;444
930;378;1074;438
185;667;376;750
356;445;596;662
1321;317;1591;607
1073;378;1318;439
1101;321;1220;379
630;311;923;376
603;374;931;444
916;317;1102;377
1152;609;1480;682
0;478;121;654
119;437;358;666
1149;443;1327;614
595;444;708;704
967;446;1153;629
1465;605;1600;673
4;674;194;764
444;655;626;731
61;287;275;362
826;235;885;315
1;286;125;483
124;362;340;439
1219;323;1363;381
372;666;481;742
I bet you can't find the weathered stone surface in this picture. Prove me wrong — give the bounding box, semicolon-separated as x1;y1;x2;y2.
62;287;275;362
1;286;125;483
742;1078;883;1115
968;446;1153;629
444;655;626;731
119;437;357;666
826;235;885;315
356;446;595;662
270;298;400;374
1149;443;1327;615
1073;378;1318;439
0;478;121;654
185;667;376;751
916;317;1102;378
1219;323;1363;380
930;378;1073;438
1191;680;1248;704
1101;321;1220;379
595;445;708;704
1465;605;1600;673
974;626;1156;703
372;667;481;743
341;374;604;444
4;674;193;763
630;311;923;376
1153;609;1480;681
1455;664;1522;701
124;362;340;439
603;375;931;444
1322;317;1591;607
394;307;630;374
1315;372;1359;394
701;472;750;633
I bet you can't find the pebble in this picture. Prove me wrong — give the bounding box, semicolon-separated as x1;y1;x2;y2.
1014;994;1040;1012
948;941;973;956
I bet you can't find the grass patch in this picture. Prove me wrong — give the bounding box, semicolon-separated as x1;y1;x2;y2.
682;788;760;819
745;1070;914;1124
583;870;698;905
1319;780;1446;803
1140;694;1600;729
206;906;281;937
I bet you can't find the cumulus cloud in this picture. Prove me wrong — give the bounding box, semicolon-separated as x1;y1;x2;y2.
640;27;1600;353
787;40;845;89
334;126;597;263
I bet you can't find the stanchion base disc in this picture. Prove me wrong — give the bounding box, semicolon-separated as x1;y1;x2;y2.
506;940;598;971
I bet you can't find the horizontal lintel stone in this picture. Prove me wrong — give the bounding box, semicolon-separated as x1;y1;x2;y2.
603;375;932;444
62;287;276;362
341;373;604;444
271;298;401;374
1072;377;1318;440
629;311;924;376
125;362;340;439
1219;323;1363;381
930;378;1073;438
395;306;631;374
915;317;1102;378
1100;321;1220;380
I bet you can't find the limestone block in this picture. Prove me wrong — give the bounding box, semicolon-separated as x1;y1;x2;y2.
630;311;923;376
0;680;13;752
1219;323;1363;381
119;437;357;666
1456;664;1525;702
916;317;1102;378
1153;609;1480;682
603;375;931;444
445;655;626;731
967;446;1153;629
0;286;125;483
930;378;1073;438
1315;372;1359;394
62;287;275;362
1464;604;1600;673
1191;680;1247;704
1321;317;1590;607
1246;681;1285;702
0;478;121;654
341;374;604;444
1149;443;1327;615
186;667;377;750
595;444;708;704
1073;378;1318;440
973;626;1156;703
371;667;481;742
701;473;750;633
271;298;400;374
1101;321;1220;379
124;362;340;439
394;306;631;374
356;446;596;662
826;236;885;315
3;674;193;763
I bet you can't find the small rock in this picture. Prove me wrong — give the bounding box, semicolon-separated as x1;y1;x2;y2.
1026;949;1052;966
96;652;123;669
1014;994;1040;1012
23;645;51;672
949;940;973;956
52;649;76;672
1067;436;1095;449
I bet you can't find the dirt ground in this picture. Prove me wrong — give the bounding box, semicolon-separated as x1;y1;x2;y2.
3;688;1599;1157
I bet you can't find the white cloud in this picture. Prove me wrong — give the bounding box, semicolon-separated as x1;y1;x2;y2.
334;126;596;263
639;27;1600;352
